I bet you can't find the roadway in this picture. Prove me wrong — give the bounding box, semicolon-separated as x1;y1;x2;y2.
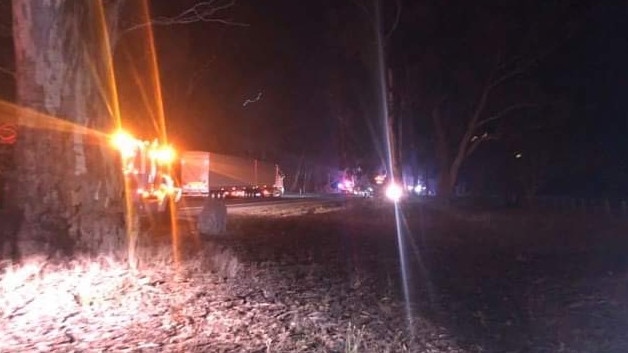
176;193;354;219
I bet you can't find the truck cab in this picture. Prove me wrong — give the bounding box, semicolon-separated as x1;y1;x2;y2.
111;131;181;219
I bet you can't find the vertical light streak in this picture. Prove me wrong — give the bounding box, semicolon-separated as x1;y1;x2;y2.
137;0;180;265
126;56;161;134
374;0;415;341
94;0;122;130
139;0;168;143
374;0;396;183
394;203;416;338
94;0;138;264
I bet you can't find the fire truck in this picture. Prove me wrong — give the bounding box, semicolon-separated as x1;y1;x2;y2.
111;131;182;219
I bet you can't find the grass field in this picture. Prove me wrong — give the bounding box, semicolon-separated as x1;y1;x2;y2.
1;199;627;352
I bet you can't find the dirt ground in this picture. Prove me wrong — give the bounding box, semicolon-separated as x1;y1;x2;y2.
2;198;628;352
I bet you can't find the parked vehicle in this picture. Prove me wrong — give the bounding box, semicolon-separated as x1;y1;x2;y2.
179;151;284;199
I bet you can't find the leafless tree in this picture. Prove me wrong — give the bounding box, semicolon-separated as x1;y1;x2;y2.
395;0;582;198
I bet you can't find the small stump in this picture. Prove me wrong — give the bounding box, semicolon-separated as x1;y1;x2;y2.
197;199;227;237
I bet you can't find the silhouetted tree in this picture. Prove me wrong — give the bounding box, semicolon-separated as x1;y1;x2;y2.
390;0;584;198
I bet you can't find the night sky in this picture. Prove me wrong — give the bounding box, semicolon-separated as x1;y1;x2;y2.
1;0;627;196
145;0;628;196
144;0;346;165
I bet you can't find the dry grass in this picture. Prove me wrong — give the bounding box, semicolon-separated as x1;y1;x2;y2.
0;206;466;353
11;199;621;352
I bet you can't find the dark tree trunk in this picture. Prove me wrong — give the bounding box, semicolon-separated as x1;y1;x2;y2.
386;68;403;185
432;102;454;199
11;0;126;258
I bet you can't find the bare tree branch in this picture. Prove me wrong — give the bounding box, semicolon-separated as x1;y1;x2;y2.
384;0;402;40
352;0;401;40
465;140;481;158
122;0;247;35
465;132;500;158
152;0;246;26
487;52;537;90
476;103;538;128
465;77;492;143
350;0;371;18
489;32;571;90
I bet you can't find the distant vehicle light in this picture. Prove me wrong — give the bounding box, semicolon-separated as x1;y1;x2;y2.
385;183;403;202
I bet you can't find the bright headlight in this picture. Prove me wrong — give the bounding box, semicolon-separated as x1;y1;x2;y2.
385;182;403;202
110;130;139;158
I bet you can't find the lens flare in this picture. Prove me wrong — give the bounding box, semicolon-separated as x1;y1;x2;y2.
373;0;427;341
94;0;122;130
0;104;99;137
111;130;140;157
139;0;168;144
385;182;403;202
137;0;180;262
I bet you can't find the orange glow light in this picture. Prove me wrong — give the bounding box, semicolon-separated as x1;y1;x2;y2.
110;130;139;158
150;145;176;164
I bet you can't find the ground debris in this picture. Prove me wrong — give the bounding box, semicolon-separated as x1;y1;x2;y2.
0;242;464;353
9;201;626;352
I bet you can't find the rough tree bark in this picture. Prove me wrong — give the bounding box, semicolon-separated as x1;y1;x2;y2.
8;1;241;261
11;0;125;258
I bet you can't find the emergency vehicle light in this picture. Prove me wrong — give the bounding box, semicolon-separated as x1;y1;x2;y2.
111;130;139;158
150;145;176;164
